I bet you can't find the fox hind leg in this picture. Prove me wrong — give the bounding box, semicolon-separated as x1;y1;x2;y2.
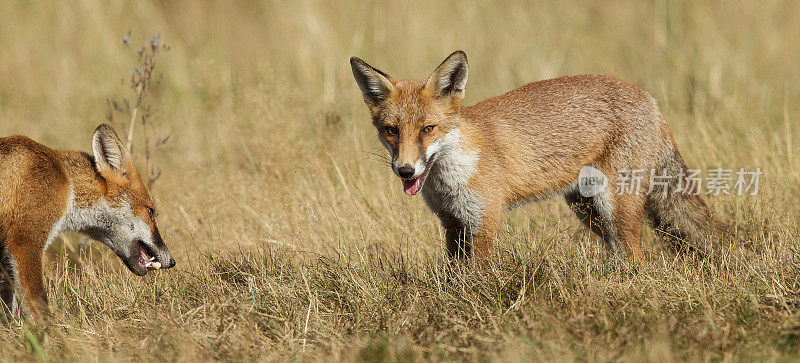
565;188;623;255
608;192;646;262
565;191;609;242
565;188;645;262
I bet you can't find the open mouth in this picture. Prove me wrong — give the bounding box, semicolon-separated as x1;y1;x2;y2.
136;240;162;273
401;156;435;195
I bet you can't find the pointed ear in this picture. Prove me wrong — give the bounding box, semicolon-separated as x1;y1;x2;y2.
424;51;469;103
350;57;395;108
92;123;132;180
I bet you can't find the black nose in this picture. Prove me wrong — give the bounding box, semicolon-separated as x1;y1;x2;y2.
167;257;176;268
397;165;415;179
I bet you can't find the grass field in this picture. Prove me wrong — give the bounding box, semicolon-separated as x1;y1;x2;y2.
1;0;799;361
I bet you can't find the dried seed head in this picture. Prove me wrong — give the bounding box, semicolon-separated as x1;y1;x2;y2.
148;33;161;48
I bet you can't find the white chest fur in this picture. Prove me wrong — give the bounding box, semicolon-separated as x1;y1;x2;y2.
421;129;484;231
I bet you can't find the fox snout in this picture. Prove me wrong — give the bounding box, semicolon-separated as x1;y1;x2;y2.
127;234;176;276
153;232;176;266
393;152;427;179
393;158;426;179
397;165;415;179
392;158;434;196
116;225;176;276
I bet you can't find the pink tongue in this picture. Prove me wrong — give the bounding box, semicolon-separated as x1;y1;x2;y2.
403;177;422;195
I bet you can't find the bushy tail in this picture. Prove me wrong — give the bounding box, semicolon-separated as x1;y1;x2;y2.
646;148;734;254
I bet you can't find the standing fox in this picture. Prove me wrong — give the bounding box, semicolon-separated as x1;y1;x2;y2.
350;51;731;261
0;124;175;318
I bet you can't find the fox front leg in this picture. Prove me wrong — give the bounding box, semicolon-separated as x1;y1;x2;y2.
469;208;501;261
442;208;501;260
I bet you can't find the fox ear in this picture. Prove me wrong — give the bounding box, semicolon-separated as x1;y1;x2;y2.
424;51;469;102
92;123;132;180
350;57;395;108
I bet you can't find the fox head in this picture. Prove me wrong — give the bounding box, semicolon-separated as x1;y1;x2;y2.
85;124;175;276
350;51;469;195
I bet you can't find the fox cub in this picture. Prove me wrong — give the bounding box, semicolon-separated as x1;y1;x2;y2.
0;124;175;318
350;51;730;261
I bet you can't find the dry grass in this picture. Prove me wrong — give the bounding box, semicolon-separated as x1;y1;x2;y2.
0;0;799;361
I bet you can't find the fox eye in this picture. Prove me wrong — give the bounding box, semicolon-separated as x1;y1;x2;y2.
385;126;398;136
146;206;156;222
421;125;435;135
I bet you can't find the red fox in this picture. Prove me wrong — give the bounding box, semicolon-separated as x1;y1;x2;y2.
350;51;731;261
0;124;175;318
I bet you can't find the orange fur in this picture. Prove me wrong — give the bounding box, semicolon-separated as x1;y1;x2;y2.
351;51;732;262
0;124;175;319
